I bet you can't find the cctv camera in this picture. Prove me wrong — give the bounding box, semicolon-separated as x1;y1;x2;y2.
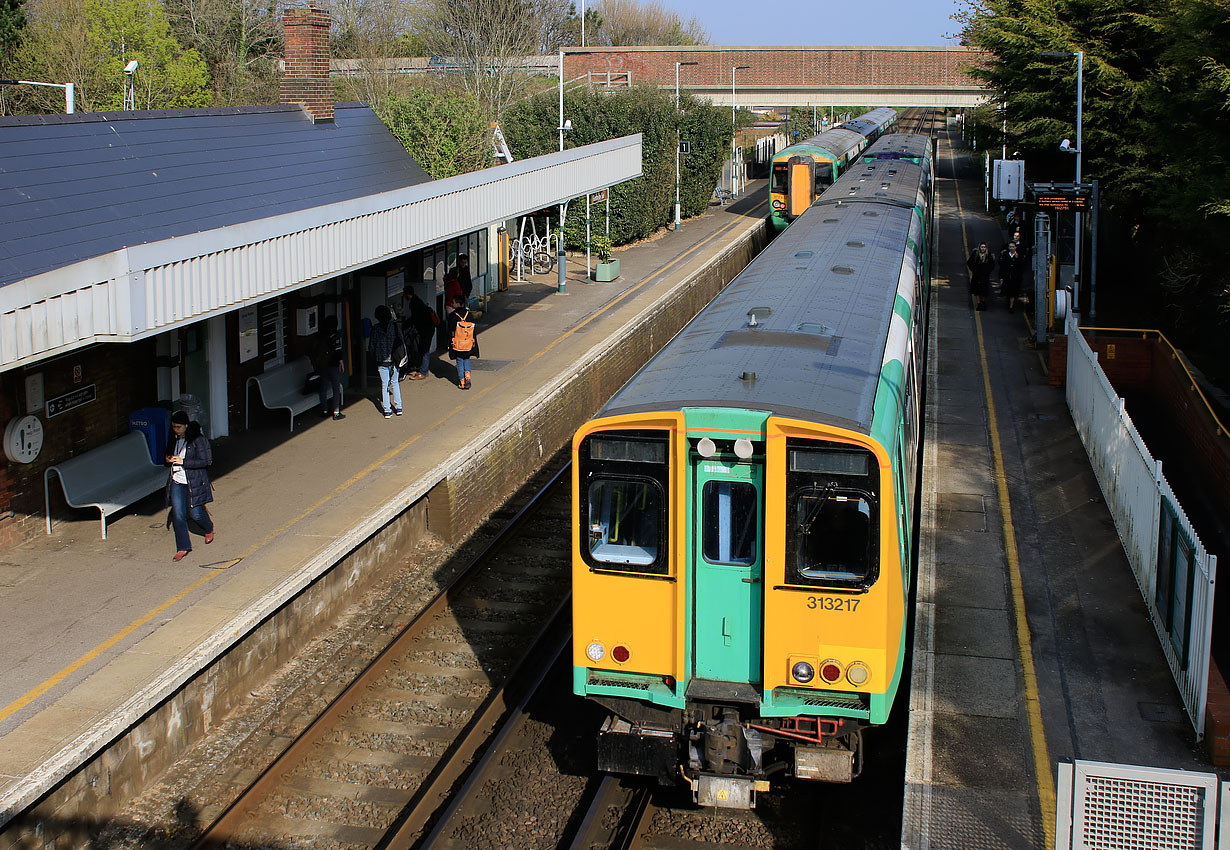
124;60;138;74
563;119;572;131
1059;138;1072;152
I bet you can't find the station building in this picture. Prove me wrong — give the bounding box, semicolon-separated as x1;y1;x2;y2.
0;7;641;550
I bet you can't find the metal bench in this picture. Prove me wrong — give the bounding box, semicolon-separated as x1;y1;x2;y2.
245;356;334;433
44;431;166;539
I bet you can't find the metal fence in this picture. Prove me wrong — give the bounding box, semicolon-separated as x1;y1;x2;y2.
1056;759;1220;849
1065;315;1218;737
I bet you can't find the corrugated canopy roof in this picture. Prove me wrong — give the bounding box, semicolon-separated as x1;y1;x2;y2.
0;103;430;288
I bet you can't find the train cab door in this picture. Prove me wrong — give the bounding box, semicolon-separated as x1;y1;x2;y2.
787;156;815;219
690;449;765;687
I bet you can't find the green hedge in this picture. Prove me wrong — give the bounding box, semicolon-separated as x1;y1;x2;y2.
501;84;732;249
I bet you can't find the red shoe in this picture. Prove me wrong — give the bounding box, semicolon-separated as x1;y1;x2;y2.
173;550;190;562
205;531;214;544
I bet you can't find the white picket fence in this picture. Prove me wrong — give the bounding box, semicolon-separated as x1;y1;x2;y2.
1064;315;1218;737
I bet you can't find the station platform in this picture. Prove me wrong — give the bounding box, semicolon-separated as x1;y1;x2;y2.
0;187;770;827
902;127;1212;848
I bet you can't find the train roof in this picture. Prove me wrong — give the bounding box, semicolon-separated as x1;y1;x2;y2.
860;133;933;161
773;127;866;163
600;152;930;433
819;143;930;209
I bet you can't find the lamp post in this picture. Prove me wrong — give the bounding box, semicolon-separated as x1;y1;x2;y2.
731;65;750;199
581;0;586;47
558;51;569;293
675;60;698;230
0;79;74;113
1041;49;1084;314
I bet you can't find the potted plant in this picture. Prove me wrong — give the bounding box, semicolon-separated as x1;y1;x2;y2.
592;234;620;282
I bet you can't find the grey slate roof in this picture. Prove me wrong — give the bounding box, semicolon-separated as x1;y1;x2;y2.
0;103;430;288
601;150;928;434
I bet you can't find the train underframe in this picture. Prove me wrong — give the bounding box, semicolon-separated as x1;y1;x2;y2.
592;694;865;809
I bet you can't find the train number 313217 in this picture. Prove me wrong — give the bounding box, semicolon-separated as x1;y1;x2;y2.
807;596;861;612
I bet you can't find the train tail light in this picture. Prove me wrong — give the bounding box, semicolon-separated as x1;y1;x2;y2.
612;645;631;663
820;659;843;684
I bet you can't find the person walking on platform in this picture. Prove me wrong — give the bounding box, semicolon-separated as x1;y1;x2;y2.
165;410;214;562
313;315;346;420
369;305;405;418
405;290;438;380
446;297;479;390
967;242;996;311
998;241;1025;313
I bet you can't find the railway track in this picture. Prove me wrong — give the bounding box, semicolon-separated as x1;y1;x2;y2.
193;461;573;849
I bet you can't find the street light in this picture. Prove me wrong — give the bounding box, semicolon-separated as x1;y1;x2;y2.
675;60;698;230
558;50;570;293
0;79;74;113
731;65;750;199
1041;49;1084;314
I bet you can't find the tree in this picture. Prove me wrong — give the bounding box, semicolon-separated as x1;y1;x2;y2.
414;0;577;120
10;0;209;112
0;0;25;58
375;85;493;179
588;0;708;46
163;0;282;106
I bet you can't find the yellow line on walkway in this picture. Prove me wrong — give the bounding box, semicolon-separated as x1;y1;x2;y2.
2;202;767;729
949;142;1056;847
0;571;222;725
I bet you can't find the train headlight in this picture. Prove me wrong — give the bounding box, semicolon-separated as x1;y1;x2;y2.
586;641;606;662
820;659;843;683
772;200;785;210
791;661;815;683
846;662;870;687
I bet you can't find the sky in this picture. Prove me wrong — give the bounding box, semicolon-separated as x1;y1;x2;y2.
656;0;965;47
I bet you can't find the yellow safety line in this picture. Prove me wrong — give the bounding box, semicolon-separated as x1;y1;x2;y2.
950;143;1056;846
1;201;767;728
0;571;221;725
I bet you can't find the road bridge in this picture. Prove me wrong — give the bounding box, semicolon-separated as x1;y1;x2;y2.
562;45;987;108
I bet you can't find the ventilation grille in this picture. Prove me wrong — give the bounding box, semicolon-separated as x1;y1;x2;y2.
1079;774;1206;849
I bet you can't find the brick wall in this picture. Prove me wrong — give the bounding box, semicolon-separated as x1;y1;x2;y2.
564;46;981;90
281;6;333;123
1206;658;1230;765
1;342;157;548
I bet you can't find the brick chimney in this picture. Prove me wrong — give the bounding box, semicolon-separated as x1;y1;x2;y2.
281;6;333;123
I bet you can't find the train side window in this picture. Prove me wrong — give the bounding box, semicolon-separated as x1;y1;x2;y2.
701;481;757;566
586;479;665;573
794;491;873;581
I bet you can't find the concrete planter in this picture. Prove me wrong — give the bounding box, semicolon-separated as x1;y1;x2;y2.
593;258;621;282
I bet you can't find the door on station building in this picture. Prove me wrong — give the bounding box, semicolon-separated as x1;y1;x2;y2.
181;322;211;436
692;456;764;685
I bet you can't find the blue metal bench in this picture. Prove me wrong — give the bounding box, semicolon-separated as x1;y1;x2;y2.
245;356;334;433
44;431;166;539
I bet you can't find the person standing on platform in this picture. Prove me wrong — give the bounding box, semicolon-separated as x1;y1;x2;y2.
998;241;1024;313
369;305;404;418
313;315;346;420
967;242;996;311
165;410;214;562
446;297;479;390
456;254;473;303
443;270;463;309
406;289;438;380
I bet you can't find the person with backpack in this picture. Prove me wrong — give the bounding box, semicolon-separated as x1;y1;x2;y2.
446;297;479;390
369;304;405;417
405;289;439;380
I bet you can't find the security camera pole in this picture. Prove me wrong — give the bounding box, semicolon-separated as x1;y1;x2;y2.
1041;50;1083;314
123;60;139;110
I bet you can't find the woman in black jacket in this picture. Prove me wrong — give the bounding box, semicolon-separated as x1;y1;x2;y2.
165;410;215;561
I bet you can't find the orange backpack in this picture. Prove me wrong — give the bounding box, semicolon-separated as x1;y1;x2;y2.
452;311;475;353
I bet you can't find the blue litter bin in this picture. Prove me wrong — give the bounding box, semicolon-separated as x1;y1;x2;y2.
129;407;170;465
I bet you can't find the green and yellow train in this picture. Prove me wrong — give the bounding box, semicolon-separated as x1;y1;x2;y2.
769;107;899;232
571;132;935;808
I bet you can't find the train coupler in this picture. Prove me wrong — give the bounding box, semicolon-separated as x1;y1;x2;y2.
687;773;771;809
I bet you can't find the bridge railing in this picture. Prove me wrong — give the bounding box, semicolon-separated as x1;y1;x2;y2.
1064;313;1217;738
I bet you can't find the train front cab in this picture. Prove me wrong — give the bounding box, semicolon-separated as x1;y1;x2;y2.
572;410;908;808
770;153;841;230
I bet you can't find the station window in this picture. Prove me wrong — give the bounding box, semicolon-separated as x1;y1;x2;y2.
785;439;879;590
580;431;670;576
